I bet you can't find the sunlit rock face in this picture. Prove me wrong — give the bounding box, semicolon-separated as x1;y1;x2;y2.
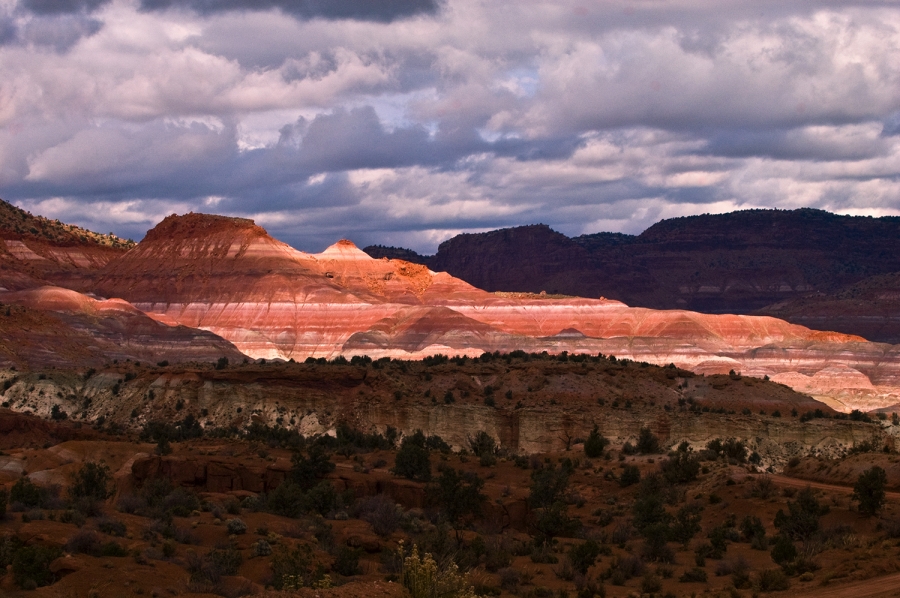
0;286;244;368
36;211;900;412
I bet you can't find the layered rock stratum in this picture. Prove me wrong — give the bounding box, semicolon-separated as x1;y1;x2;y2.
73;211;900;412
4;201;900;412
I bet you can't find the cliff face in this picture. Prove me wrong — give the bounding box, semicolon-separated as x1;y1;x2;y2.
2;360;888;462
365;210;900;341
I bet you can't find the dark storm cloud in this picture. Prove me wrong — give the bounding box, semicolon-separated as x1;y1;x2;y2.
883;113;900;137
138;0;440;22
19;0;111;15
699;127;891;162
18;13;102;51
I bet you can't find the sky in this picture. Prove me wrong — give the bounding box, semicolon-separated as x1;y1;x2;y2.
1;0;900;253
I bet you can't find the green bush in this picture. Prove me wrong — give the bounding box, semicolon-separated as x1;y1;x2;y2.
678;567;707;583
289;445;336;490
70;462;112;503
467;431;497;460
332;546;362;576
619;465;640;488
659;444;700;484
636;428;661;454
427;467;485;530
568;540;600;575
394;431;432;482
12;545;62;588
740;515;766;547
401;544;475;598
270;544;327;590
770;534;797;566
584;425;609;459
756;568;790;591
9;476;44;509
852;466;887;516
774;487;829;541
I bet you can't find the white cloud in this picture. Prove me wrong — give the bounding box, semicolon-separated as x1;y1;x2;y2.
1;0;899;253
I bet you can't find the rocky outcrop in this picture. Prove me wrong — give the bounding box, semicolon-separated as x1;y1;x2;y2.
1;359;881;457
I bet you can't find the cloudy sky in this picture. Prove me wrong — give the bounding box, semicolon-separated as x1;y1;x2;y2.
1;0;900;252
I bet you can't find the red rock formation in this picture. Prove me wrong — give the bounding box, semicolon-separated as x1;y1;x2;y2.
0;286;244;368
8;209;900;411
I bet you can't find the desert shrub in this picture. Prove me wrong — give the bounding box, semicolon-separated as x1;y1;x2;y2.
226;518;247;535
401;544;475;598
678;567;707;583
334;423;397;452
9;477;44;509
529;461;574;509
641;524;675;563
640;572;662;593
0;535;23;571
584;425;609;459
770;534;797;566
498;568;521;592
569;540;601;575
669;502;703;544
740;515;766;547
428;467;485;532
610;555;644;581
187;546;234;586
756;568;790;591
482;538;512;572
530;543;558;564
882;517;900;539
636;428;661;454
774;487;829;541
394;431;432;482
270;544;326;590
358;494;401;537
161;487;201;518
290;445;336;490
715;556;749;577
66;529;101;555
69;462;112;513
96;517;127;537
332;546;362;576
853;466;887;516
748;475;776;499
12;545;62;588
252;539;272;557
631;475;673;535
467;431;497;460
266;482;306;519
99;541;128;557
576;577;606;598
659;445;700;484
619;465;640;487
135;478;200;520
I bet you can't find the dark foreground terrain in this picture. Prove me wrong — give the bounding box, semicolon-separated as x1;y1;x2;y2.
1;354;900;597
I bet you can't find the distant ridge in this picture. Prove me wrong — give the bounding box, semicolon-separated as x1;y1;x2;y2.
364;209;900;342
